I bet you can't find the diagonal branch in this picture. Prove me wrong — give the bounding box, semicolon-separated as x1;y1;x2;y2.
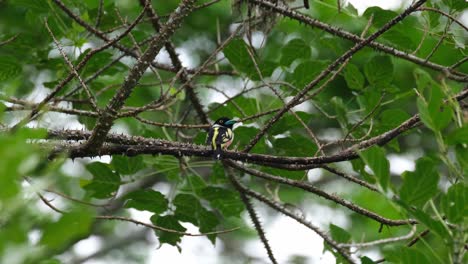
248;0;466;82
138;0;209;124
12;8;147;130
225;160;416;226
242;0;428;153
83;0;198;152
225;165;278;264
226;168;357;264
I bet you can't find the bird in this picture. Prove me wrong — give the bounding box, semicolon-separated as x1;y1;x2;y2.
206;117;237;160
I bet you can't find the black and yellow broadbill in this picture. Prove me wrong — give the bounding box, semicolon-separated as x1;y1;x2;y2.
206;117;237;160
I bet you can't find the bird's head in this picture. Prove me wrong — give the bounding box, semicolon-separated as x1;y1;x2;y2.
214;117;237;129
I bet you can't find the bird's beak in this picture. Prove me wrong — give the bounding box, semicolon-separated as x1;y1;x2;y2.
225;119;237;125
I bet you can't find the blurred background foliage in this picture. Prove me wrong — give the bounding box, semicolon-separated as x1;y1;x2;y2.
0;0;467;263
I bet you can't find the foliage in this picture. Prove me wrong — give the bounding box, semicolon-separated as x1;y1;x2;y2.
0;0;467;263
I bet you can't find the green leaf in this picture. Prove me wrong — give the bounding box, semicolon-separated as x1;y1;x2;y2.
410;206;451;240
417;84;453;132
232;126;267;154
323;227;349;264
384;246;431;264
211;163;227;184
150;214;186;247
223;38;253;76
427;85;453;131
360;256;375;264
413;68;433;93
359;146;390;190
363;7;397;28
440;183;468;223
181;175;207;195
329;224;351;243
417;97;435;131
273;136;317;157
356;90;382;115
111;155;144;175
344;63;365;90
12;0;49;12
262;166;304;181
447;126;468;145
399;158;439;208
280;39;311;66
83;162;121;199
0;57;21;81
378;109;410;130
174;194;219;243
364;55;393;87
331;96;348;129
200;187;244;217
40;209;94;250
289;60;327;88
269;112;312;135
351;159;376;184
442;0;468;11
223;38;275;80
83;0;114;9
124;189;168;214
39;259;62;264
455;145;468;169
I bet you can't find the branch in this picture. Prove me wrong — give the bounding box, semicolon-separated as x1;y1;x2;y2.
25;86;468;166
95;215;239;236
242;0;429;152
138;0;209;124
0;33;19;47
226;168;357;264
225;165;278;264
417;7;468;32
225;160;415;226
12;8;147;129
51;0;234;82
83;0;198;152
248;0;467;82
338;225;417;248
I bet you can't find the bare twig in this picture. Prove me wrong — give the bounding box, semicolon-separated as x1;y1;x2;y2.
95;215;239;236
338;225;417;248
0;34;19;47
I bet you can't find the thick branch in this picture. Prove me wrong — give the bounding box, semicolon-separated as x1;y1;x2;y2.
138;0;209;124
83;0;197;152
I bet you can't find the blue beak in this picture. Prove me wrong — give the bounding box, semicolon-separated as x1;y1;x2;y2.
225;120;237;125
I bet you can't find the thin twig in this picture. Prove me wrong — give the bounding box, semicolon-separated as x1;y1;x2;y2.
338;225;417;248
95;215;239;236
0;33;20;47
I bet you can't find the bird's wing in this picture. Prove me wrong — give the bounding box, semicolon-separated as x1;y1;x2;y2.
206;127;214;145
217;127;233;144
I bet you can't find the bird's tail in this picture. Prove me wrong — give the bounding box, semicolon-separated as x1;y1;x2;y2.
213;145;223;160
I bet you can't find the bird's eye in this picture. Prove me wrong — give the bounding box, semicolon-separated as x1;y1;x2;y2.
220;120;223;123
